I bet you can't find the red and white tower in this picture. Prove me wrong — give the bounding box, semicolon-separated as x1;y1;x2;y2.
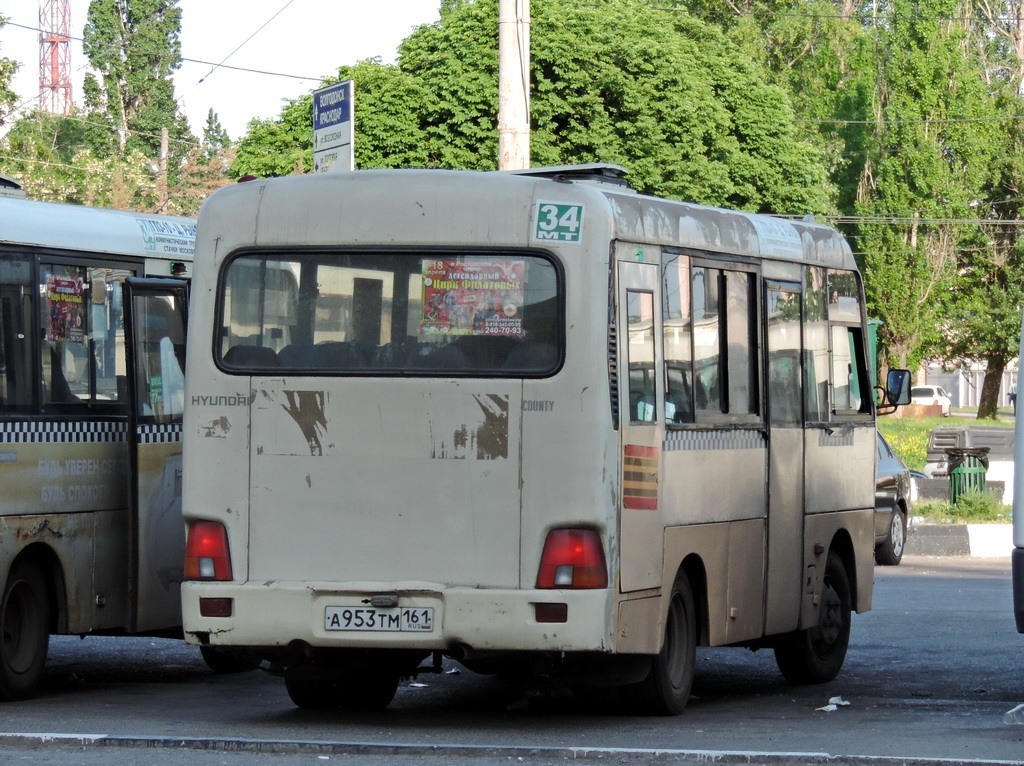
38;0;73;114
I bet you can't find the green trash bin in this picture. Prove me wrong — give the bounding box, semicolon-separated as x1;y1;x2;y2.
946;447;990;503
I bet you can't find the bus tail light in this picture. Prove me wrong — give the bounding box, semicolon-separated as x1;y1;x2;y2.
536;528;607;589
184;521;233;581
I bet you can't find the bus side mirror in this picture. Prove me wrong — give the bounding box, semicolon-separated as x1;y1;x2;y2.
885;369;911;406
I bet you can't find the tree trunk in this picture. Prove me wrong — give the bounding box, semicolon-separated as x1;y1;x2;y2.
977;355;1006;420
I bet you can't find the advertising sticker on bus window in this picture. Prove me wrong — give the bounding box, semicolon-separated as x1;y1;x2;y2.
420;259;525;338
45;274;85;343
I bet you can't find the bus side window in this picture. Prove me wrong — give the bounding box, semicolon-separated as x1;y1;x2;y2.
831;325;869;414
662;253;693;424
827;270;870;416
803;265;829;422
626;290;656;423
0;276;34;410
44;342;79;404
692;267;722;413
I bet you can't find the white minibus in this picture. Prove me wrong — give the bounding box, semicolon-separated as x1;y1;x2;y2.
181;165;908;714
0;187;194;699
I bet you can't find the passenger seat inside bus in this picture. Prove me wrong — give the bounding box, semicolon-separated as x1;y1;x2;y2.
45;342;80;404
223;345;280;368
276;342;364;369
503;342;557;371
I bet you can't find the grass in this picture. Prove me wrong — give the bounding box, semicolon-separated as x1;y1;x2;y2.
876;411;1012;471
877;410;1014;524
914;493;1012;524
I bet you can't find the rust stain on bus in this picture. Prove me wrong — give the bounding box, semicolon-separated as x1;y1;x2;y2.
280;390;328;457
429;394;509;460
10;517;64;541
200;416;231;438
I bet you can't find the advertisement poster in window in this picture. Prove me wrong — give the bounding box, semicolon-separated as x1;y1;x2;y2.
46;274;85;344
420;259;525;338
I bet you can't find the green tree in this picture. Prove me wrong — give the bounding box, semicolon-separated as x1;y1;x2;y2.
937;88;1024;418
233;0;834;215
201;108;231;160
677;0;878;214
0;14;18;128
82;0;194;171
855;0;1000;373
232;96;313;179
0;110;159;208
1;111;96;202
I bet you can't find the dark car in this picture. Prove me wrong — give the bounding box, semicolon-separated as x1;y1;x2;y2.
875;431;913;565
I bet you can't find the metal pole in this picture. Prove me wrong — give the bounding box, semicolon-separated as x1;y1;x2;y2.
1012;307;1024;632
158;127;168;213
498;0;530;170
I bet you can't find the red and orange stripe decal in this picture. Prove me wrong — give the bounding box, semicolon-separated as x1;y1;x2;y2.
623;444;658;510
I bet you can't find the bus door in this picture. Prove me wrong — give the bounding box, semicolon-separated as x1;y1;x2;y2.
763;281;805;635
123;278;189;633
617;257;663;592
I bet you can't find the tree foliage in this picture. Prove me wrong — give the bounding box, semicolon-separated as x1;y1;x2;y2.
855;0;1001;376
201;109;230;160
82;0;194;171
234;0;833;214
0;1;230;215
0;14;18;128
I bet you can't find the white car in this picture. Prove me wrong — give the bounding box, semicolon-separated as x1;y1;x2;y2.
911;385;951;416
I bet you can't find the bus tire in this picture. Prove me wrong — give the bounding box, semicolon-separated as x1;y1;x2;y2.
0;562;50;701
622;571;696;715
336;670;400;712
875;510;906;567
285;675;338;709
284;670;399;712
200;646;259;674
773;550;851;684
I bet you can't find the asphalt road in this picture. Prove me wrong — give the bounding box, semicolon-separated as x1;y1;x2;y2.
0;556;1021;766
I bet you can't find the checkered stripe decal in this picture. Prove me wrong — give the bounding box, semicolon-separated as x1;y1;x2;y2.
663;429;766;452
818;429;855;448
137;423;183;444
0;420;126;444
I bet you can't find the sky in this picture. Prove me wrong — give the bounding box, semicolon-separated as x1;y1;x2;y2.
2;0;442;140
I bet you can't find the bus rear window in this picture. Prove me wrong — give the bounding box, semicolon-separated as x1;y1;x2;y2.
218;252;561;376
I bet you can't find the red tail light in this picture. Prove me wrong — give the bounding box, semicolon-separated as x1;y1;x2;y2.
184;521;232;581
536;528;607;589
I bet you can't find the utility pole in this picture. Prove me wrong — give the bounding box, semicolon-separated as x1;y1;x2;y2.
157;127;168;212
497;0;530;170
38;0;73;114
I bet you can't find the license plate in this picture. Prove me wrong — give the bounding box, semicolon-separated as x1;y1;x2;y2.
325;605;435;633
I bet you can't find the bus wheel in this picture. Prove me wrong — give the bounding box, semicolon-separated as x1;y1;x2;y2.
622;572;696;715
774;551;851;684
284;670;399;712
875;510;906;567
336;670;400;712
285;675;341;709
200;646;259;674
0;562;50;701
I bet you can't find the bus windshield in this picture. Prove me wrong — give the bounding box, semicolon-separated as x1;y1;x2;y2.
218;251;561;375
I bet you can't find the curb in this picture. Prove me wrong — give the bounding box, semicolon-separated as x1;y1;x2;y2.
0;733;1021;766
908;523;1013;558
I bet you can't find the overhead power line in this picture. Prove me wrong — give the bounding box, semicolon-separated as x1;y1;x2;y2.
4;19;322;82
196;0;299;84
827;215;1024;226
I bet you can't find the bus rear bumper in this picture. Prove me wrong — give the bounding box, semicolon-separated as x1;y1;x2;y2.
181;581;616;654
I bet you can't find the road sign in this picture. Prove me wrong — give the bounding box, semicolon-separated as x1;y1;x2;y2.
313;80;354;173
